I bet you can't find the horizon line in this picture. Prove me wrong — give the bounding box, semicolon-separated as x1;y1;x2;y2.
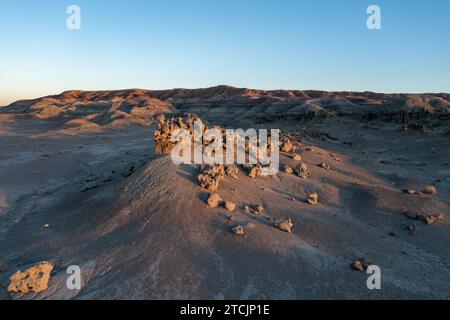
2;84;449;107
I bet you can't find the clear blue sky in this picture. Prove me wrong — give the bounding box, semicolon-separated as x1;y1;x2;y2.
1;0;449;105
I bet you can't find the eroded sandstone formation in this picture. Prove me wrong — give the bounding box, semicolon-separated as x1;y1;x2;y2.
8;262;54;294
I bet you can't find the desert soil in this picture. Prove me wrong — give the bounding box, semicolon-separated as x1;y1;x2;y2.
0;87;449;299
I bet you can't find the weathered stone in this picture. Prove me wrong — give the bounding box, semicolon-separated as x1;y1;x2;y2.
423;185;437;195
425;214;444;225
225;201;236;212
318;162;330;170
351;260;364;272
8;262;54;294
198;165;225;192
295;163;309;179
232;225;245;236
283;165;293;174
277;219;294;234
225;166;239;179
307;193;319;205
207;193;222;208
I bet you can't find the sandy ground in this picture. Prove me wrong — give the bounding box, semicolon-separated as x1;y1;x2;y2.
0;88;449;299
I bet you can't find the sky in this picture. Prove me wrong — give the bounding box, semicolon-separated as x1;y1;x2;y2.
0;0;449;106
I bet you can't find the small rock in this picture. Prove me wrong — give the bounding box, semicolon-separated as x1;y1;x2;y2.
280;139;295;153
403;189;421;195
225;201;236;212
294;163;309;179
283;165;294;174
318;162;331;170
8;262;54;294
292;154;302;161
255;204;265;215
423;185;437;195
198;165;225;192
307;193;319;206
225;166;239;179
248;167;260;178
43;224;50;229
277;219;294;234
232;225;245;236
425;214;444;225
351;260;365;272
404;211;445;225
207;193;222;208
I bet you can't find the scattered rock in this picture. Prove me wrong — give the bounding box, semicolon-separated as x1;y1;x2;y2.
330;153;341;162
351;260;365;272
294;163;309;179
403;189;421;195
225;201;236;212
248;166;261;178
280;138;295;153
403;211;445;225
198;165;225;192
401;122;424;132
8;262;54;294
154;113;203;155
307;193;319;205
232;225;245;236
318;162;330;170
207;193;222;208
247;165;277;178
283;165;293;174
425;214;444;225
225;165;239;179
423;185;437;195
255;204;265;215
277;219;294;234
351;258;372;272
